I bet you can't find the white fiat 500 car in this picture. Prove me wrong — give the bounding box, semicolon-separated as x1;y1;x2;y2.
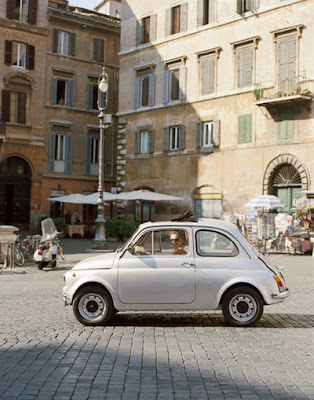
62;217;289;327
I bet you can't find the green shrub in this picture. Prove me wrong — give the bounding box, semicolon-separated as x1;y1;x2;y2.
106;218;139;241
53;217;67;235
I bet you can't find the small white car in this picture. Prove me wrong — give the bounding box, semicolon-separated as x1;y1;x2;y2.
62;218;289;327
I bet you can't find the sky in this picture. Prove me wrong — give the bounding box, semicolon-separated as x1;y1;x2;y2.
68;0;100;10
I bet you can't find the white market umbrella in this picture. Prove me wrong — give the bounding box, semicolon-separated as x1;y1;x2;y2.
244;195;285;210
79;192;118;205
115;189;183;201
48;192;116;205
48;193;86;203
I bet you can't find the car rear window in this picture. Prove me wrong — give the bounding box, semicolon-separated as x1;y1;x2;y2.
196;230;239;257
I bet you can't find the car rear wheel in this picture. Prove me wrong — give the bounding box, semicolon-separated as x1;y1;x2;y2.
73;286;113;326
222;286;264;327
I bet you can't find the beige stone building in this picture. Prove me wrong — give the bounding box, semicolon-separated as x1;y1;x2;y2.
43;0;120;224
0;0;48;230
117;0;314;221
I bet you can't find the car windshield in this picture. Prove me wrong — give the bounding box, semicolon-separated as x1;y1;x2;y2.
116;226;142;253
41;218;58;241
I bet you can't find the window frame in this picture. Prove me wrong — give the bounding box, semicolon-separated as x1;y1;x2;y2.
133;69;155;109
196;229;239;257
12;41;27;68
163;60;187;104
134;129;154;155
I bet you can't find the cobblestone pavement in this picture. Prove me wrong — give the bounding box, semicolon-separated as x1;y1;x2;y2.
0;241;313;400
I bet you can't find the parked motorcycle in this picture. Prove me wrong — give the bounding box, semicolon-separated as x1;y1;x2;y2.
33;218;64;270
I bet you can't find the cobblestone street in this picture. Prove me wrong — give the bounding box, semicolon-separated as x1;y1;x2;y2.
0;241;313;399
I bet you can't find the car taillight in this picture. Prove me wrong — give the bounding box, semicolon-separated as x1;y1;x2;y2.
38;249;44;255
274;275;285;292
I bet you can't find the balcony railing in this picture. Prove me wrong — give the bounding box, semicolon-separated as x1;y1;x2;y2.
254;77;313;106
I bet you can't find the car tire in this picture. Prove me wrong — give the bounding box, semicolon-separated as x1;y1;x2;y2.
73;286;114;326
222;286;264;327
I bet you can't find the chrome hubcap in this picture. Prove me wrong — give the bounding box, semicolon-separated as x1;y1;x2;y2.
229;294;257;322
79;294;106;321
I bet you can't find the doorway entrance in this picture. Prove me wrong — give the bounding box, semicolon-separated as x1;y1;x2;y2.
0;157;32;226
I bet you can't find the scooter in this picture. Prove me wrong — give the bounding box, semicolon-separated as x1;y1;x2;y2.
33;218;64;270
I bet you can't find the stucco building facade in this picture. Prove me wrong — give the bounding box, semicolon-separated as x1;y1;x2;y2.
117;0;314;221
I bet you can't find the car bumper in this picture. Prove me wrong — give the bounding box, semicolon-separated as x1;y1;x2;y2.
62;287;71;306
272;288;290;299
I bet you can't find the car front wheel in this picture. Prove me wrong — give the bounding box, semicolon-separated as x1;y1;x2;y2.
73;286;113;326
222;286;264;327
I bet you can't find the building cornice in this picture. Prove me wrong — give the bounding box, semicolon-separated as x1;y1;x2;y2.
0;17;48;36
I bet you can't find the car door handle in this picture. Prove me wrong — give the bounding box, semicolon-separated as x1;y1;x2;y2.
181;262;195;267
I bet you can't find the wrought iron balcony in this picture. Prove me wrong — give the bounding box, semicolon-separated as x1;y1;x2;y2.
254;77;313;107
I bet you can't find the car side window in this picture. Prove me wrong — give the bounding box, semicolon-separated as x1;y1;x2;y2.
196;230;238;257
133;229;189;255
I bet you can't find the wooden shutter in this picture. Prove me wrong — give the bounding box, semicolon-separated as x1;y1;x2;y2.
93;38;104;62
7;0;15;19
212;119;220;147
87;84;93;110
49;133;56;172
179;125;186;150
237;0;242;14
165;8;171;37
237;48;253;88
136;20;142;46
162;70;169;103
179;66;186;100
133;77;140;109
69;33;75;56
278;37;296;93
196;0;203;27
201;57;215;95
150;14;157;41
66;80;74;107
28;0;37;24
245;114;252;142
65;135;72;173
148;74;155;107
17;92;26;124
1;90;10;122
163;127;170;151
180;3;187;32
50;78;57;105
279;108;294;139
52;29;58;53
196;122;202;148
134;131;140;154
208;0;215;23
27;45;35;69
4;40;12;65
148;130;154;153
238;115;245;143
85;136;91;174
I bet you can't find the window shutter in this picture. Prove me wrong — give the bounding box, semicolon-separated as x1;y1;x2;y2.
134;131;140;154
135;20;142;46
49;133;56;172
244;48;253;86
165;8;171;37
17;92;26;124
179;66;186;100
196;122;202;148
212;119;220;147
180;3;187;32
237;50;244;88
208;0;215;23
27;45;35;69
69;33;75;56
65;135;72;173
134;77;141;109
4;40;12;65
244;114;252;143
85;136;91;174
163;127;170;152
201;57;215;95
237;0;242;14
238;115;245;143
150;14;157;41
7;0;15;19
50;78;57;105
87;84;93;110
196;0;203;27
149;130;154;153
66;80;74;107
52;29;58;53
162;70;169;103
93;38;104;62
286;108;294;139
1;90;10;122
245;0;252;11
28;0;37;24
148;74;155;106
179;125;186;150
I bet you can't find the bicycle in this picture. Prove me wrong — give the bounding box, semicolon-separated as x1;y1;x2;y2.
14;237;25;267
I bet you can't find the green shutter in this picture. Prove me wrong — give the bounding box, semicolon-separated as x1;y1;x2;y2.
149;130;154;153
49;133;56;172
134;131;140;154
66;80;74;107
136;20;142;46
69;32;75;56
50;78;57;104
163;127;170;151
162;70;169;103
179;125;185;150
148;74;155;106
237;48;253;88
134;77;140;109
279;108;294;139
65;135;72;173
278;37;296;93
212;119;220;147
196;122;202;148
52;29;58;53
238;114;252;143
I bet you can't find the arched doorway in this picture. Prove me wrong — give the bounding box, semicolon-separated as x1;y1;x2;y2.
271;164;302;212
0;157;32;226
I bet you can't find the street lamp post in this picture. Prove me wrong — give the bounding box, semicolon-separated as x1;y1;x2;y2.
92;67;111;250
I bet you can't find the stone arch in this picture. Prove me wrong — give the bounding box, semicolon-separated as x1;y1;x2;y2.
263;153;310;194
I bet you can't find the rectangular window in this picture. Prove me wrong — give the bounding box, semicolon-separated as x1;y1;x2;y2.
278;108;294;139
8;91;26;124
197;0;215;26
170;69;180;101
196;120;220;148
277;36;297;94
58;31;69;55
51;78;74;107
92;38;105;62
170;126;179;150
171;6;181;34
15;0;29;22
49;133;72;173
140;131;150;154
12;42;26;67
134;70;155;109
163;126;185;152
163;63;186;103
237;47;253;88
142;16;150;44
55;134;65;161
238;114;252;144
52;29;75;56
134;130;154;154
237;0;253;15
202;122;213;147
